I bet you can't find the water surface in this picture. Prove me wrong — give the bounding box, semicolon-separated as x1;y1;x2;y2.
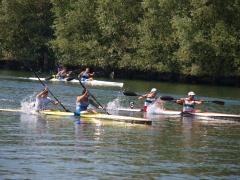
0;71;240;179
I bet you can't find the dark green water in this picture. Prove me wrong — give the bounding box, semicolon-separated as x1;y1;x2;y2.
0;70;240;179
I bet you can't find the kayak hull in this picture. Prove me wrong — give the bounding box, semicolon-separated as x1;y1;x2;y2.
40;110;151;125
25;77;124;88
0;108;151;125
1;108;239;121
111;108;240;120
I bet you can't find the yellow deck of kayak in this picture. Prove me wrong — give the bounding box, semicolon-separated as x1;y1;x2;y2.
0;108;151;125
40;110;151;125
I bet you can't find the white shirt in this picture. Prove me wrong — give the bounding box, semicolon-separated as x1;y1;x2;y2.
35;97;52;110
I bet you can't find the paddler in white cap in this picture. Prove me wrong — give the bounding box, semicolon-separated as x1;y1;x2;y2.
138;88;158;111
176;91;203;113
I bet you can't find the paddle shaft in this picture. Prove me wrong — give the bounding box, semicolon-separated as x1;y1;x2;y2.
32;70;70;112
160;96;224;105
78;79;110;114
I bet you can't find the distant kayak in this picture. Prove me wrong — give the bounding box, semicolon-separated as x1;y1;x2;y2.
19;77;124;88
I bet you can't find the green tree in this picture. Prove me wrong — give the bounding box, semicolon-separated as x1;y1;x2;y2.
136;0;188;73
0;0;54;69
96;0;142;70
172;0;240;77
51;0;101;67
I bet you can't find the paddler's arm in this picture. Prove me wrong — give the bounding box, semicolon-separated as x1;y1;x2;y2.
51;100;60;105
77;71;84;79
138;94;147;100
176;99;184;105
48;97;60;105
194;100;204;105
89;72;95;77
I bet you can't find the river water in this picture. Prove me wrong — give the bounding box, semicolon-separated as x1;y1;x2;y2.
0;70;240;179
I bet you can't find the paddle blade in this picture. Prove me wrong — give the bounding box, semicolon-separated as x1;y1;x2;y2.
160;96;175;101
211;100;225;105
66;77;76;81
123;90;139;96
45;76;54;81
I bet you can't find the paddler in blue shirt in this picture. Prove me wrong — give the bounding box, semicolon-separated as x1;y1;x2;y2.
78;68;94;81
35;87;60;111
138;88;158;111
75;88;97;116
176;91;203;113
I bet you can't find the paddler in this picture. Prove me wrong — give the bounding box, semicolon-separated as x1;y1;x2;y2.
138;88;158;111
176;91;203;113
35;87;60;111
78;67;94;81
75;88;97;116
56;67;70;80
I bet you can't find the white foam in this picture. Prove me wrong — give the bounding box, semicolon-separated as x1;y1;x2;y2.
147;97;165;114
20;94;37;115
106;97;123;112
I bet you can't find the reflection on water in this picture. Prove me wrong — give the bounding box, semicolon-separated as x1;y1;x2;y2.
20;113;48;134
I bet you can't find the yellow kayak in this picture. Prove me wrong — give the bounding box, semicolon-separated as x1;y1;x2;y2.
0;108;151;125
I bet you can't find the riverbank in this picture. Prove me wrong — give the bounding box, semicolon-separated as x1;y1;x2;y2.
1;60;239;87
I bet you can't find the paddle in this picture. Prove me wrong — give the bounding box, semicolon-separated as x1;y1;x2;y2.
123;90;140;96
45;75;54;81
78;78;110;114
66;76;76;81
160;96;225;105
31;70;70;112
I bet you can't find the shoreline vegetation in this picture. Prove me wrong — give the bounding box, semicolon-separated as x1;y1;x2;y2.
1;59;239;87
0;1;239;86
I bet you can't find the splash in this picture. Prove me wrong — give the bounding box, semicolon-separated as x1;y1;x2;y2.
106;97;122;112
20;94;37;114
147;97;165;114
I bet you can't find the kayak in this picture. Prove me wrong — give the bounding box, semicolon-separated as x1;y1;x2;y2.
111;108;240;120
21;77;124;88
181;111;240;120
0;108;151;125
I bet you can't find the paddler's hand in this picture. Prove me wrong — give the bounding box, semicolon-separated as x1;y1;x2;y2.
54;101;61;105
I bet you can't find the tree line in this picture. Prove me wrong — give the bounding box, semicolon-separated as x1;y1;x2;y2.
0;0;240;82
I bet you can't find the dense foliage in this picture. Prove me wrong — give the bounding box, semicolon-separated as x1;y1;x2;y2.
0;0;240;79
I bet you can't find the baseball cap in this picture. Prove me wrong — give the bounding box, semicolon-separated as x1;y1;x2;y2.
151;88;157;93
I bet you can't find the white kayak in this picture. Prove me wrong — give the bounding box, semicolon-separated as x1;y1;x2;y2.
20;77;124;88
0;108;151;125
111;108;240;120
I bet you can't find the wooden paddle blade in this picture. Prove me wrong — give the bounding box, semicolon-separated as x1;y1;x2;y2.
160;96;175;101
45;76;54;81
123;90;139;96
211;100;225;105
